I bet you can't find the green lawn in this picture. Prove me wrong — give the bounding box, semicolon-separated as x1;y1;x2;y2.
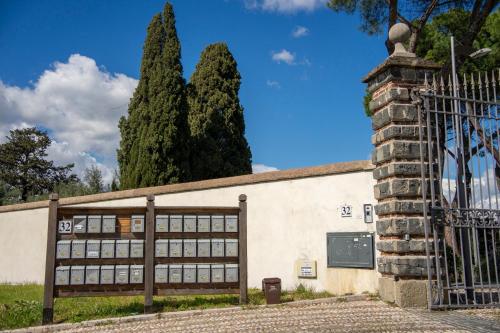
0;284;331;330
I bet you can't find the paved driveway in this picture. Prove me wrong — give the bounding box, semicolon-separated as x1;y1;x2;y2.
8;297;500;333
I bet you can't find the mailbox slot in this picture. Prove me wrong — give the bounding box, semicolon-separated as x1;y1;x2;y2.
131;215;145;233
87;215;101;233
70;266;85;285
225;264;239;283
115;265;129;284
86;240;100;259
211;239;225;257
169;215;183;232
183;215;197;232
155;264;168;283
169;264;182;283
197;264;210;283
71;240;86;259
56;240;71;259
73;216;87;233
116;240;130;258
197;239;210;257
225;239;238;257
155;215;169;232
183;264;196;283
169;239;182;257
102;215;116;233
100;265;114;284
85;265;100;284
130;265;144;284
197;215;210;232
211;264;224;283
155;239;169;257
55;266;70;285
183;239;196;257
130;240;144;258
101;240;115;258
225;215;238;232
211;215;224;232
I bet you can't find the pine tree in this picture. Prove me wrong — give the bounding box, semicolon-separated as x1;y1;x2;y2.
187;43;252;180
118;3;190;189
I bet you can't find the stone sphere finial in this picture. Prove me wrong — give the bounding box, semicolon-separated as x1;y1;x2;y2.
388;23;415;57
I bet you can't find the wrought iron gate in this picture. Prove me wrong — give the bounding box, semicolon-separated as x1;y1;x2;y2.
417;69;500;309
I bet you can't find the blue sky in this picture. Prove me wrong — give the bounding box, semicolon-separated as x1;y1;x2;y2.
0;0;388;182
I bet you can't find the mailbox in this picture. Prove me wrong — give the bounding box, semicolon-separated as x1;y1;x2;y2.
183;264;196;283
326;232;374;269
102;215;116;233
169;239;182;257
70;266;85;285
183;215;197;232
73;215;87;233
183;239;196;257
85;265;100;284
225;264;239;283
211;215;224;232
197;239;210;257
130;265;144;284
211;264;224;283
130;240;144;258
169;264;182;283
155;264;168;283
56;240;71;259
55;266;70;285
225;239;238;257
116;240;130;258
155;239;168;257
100;265;114;284
115;265;129;284
86;240;100;258
101;240;115;258
197;264;210;283
211;239;224;257
197;215;210;232
71;240;86;259
87;215;101;233
156;215;169;232
131;215;145;232
170;215;183;232
225;215;238;232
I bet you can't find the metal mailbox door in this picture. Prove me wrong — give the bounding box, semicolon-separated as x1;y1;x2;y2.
211;239;225;257
116;240;130;258
130;265;144;284
197;239;210;257
183;264;196;283
86;240;100;258
101;240;115;258
225;215;238;232
55;266;70;285
169;215;183;232
183;215;197;232
70;266;85;285
71;240;86;259
130;240;144;258
197;215;210;232
169;239;182;257
169;265;182;283
85;266;100;284
155;215;169;232
225;264;239;283
211;215;224;232
183;239;196;257
115;265;129;284
211;264;224;283
73;215;87;233
102;215;116;233
56;240;71;259
155;264;168;283
100;266;114;284
225;239;238;257
197;264;210;283
87;215;101;233
131;215;145;233
155;239;168;257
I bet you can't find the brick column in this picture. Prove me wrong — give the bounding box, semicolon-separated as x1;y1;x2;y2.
362;24;441;307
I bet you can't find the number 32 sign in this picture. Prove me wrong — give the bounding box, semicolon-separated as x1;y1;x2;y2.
340;205;352;217
58;220;73;233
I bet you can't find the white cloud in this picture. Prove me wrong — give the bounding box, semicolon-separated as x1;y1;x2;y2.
252;164;279;173
266;80;281;88
246;0;327;13
0;54;138;185
271;49;295;65
292;25;309;38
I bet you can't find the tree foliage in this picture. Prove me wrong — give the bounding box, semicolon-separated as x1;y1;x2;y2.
118;2;190;189
84;165;104;194
0;127;78;202
187;43;252;180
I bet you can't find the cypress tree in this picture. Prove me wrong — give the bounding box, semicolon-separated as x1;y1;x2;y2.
118;3;190;189
187;43;252;180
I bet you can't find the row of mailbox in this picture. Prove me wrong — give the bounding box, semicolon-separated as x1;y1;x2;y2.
56;239;239;259
60;215;238;234
55;264;239;285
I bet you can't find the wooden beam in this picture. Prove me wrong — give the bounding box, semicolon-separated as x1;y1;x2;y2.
144;195;155;314
42;193;59;325
238;194;248;304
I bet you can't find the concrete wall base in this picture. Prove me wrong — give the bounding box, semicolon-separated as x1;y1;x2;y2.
378;277;428;308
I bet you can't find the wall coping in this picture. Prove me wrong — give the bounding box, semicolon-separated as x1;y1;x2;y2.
362;56;442;84
0;160;374;213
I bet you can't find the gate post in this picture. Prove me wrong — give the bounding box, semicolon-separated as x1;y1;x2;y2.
362;24;441;307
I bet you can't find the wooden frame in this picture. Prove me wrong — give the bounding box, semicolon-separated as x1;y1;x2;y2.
42;194;248;324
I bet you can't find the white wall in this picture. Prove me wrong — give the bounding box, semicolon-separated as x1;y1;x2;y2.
0;170;379;295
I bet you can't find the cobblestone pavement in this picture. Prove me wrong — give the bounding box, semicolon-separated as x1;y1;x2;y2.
41;298;498;333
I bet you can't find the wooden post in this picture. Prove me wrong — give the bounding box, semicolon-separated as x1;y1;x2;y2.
144;194;155;313
238;194;248;304
42;193;59;325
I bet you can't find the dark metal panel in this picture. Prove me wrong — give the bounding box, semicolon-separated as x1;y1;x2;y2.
326;232;374;269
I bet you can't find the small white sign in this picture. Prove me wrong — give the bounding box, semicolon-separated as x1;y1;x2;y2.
58;220;72;233
340;205;352;217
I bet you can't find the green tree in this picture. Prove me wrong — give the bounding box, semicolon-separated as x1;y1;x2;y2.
118;2;190;189
84;165;104;194
187;43;252;180
0;127;78;202
110;170;120;191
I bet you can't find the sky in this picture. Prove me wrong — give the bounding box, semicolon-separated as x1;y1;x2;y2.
0;0;388;184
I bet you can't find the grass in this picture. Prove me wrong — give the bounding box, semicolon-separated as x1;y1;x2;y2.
0;283;332;330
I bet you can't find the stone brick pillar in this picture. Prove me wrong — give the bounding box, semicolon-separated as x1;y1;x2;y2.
362;24;441;307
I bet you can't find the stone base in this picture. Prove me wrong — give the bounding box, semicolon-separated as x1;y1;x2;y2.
378;277;428;307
